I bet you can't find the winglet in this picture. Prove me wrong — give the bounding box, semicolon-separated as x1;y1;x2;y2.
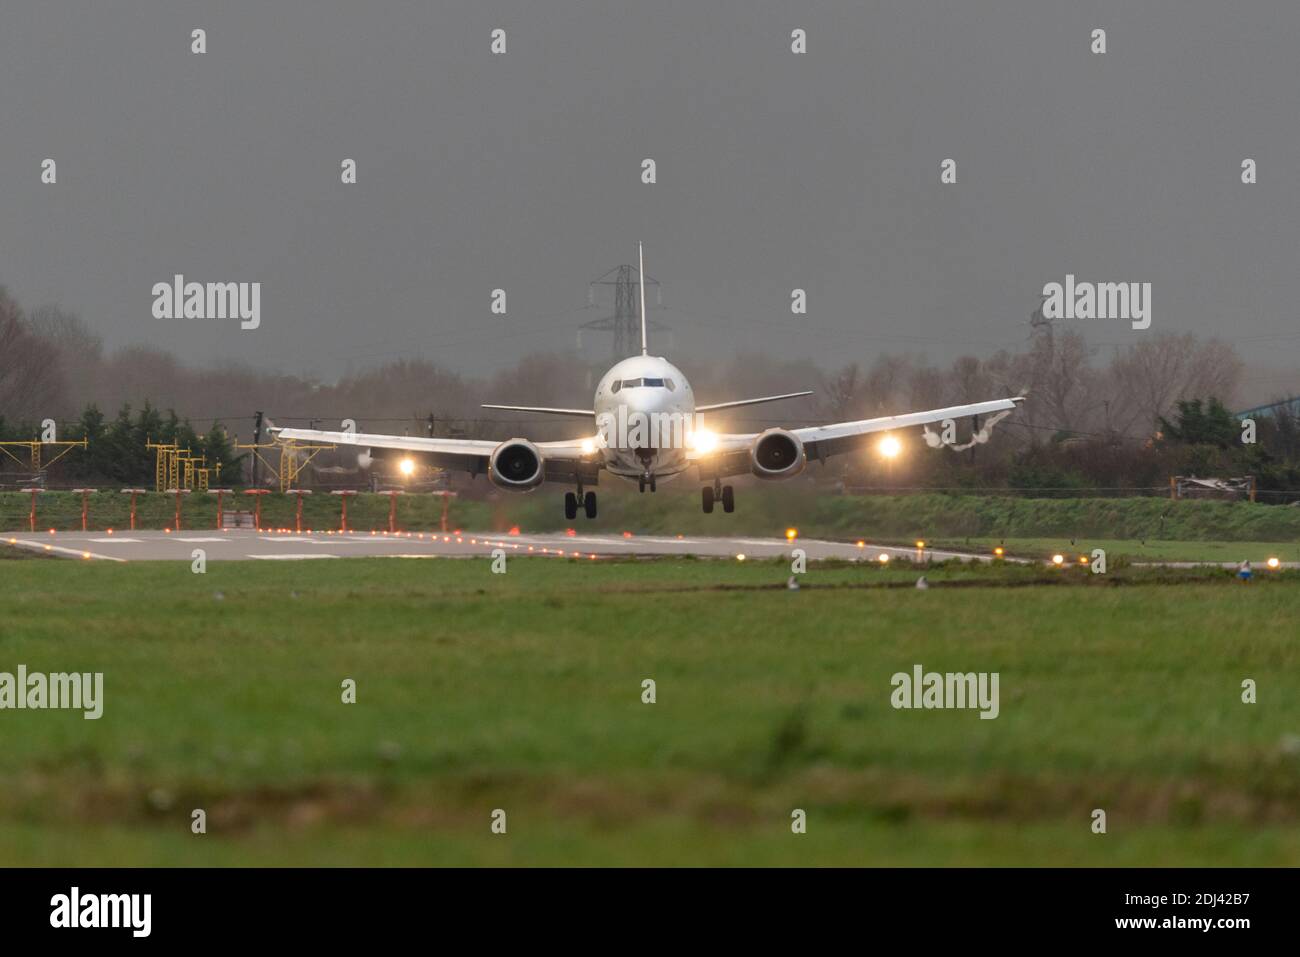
638;241;648;356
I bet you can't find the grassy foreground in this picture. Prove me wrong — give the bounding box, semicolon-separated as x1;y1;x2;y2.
1;554;1297;866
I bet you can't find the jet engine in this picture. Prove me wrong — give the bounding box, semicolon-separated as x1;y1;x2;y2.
750;428;806;480
489;439;545;491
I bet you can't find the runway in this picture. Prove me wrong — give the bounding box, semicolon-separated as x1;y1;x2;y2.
2;529;1005;564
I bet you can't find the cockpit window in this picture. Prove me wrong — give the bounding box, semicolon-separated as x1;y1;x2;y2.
664;378;676;391
620;378;642;388
611;380;622;394
642;378;665;387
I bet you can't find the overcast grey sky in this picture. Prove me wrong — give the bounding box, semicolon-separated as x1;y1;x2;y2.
2;1;1298;381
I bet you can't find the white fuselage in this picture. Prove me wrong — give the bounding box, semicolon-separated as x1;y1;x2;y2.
593;354;698;482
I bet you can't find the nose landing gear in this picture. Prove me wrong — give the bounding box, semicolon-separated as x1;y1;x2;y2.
638;474;657;493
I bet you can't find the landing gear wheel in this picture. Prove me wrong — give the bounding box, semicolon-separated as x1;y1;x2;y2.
649;477;657;493
721;485;735;513
702;486;714;514
564;492;578;521
638;476;646;493
583;491;597;519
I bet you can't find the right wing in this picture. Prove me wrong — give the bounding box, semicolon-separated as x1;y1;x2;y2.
272;427;598;481
689;397;1024;477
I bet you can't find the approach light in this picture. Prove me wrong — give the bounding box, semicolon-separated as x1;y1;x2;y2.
915;540;925;549
1267;557;1280;569
691;428;718;454
994;546;1005;557
1052;554;1064;566
398;458;416;477
786;528;798;541
878;435;902;459
1078;555;1089;565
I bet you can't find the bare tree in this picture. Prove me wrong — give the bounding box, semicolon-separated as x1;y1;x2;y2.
1106;333;1242;436
0;287;65;425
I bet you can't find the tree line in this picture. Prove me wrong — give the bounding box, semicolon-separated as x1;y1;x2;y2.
3;282;1299;497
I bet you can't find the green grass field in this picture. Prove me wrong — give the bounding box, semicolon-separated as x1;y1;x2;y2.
1;550;1297;865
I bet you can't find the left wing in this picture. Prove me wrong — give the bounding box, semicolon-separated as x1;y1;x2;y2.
272;427;598;481
690;397;1024;477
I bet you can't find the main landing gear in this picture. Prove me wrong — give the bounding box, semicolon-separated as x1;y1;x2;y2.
564;489;597;520
701;480;734;514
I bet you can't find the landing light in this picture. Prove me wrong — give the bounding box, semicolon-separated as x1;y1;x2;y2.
398;458;416;476
736;553;746;561
1052;554;1064;566
580;438;595;456
878;553;890;564
878;435;901;459
691;428;718;454
1267;557;1280;569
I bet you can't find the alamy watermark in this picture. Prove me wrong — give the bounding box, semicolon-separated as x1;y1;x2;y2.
595;406;708;450
152;274;260;330
1041;274;1150;330
50;887;150;937
0;665;103;719
890;664;999;719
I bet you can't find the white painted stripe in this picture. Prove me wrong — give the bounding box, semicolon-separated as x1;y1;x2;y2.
247;553;339;560
6;540;127;562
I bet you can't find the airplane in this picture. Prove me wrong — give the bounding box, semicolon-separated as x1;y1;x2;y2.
274;244;1024;520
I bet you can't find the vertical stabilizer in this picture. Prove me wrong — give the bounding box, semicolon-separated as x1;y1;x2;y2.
638;241;648;355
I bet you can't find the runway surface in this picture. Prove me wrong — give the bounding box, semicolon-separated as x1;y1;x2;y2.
3;528;1004;564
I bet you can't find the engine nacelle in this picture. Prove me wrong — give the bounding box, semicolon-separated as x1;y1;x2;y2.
489;439;545;491
750;428;806;480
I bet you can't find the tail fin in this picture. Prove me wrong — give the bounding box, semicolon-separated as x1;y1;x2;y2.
639;241;648;356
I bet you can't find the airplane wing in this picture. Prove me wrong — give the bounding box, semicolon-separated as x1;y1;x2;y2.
272;427;599;481
689;397;1025;477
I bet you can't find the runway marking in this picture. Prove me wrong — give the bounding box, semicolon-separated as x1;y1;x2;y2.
177;537;229;542
89;537;142;543
248;553;339;560
7;540;127;562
